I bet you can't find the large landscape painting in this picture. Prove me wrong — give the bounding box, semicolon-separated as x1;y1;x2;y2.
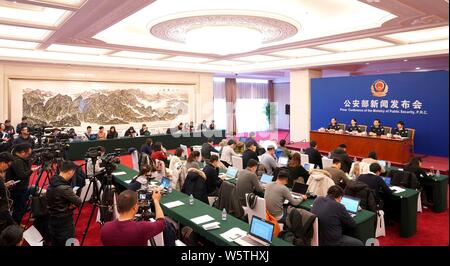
10;80;193;133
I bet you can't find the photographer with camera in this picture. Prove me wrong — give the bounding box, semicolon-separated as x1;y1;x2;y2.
101;189;165;246
12;127;35;148
46;160;82;246
0;152;15;233
86;146;106;176
6;143;36;224
16;117;29;134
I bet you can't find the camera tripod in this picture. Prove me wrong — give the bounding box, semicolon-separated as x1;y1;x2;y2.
79;170;116;246
24;158;58;226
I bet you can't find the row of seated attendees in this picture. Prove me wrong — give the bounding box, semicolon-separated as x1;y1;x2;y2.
0;117;218;152
324;118;411;138
0;129;435;246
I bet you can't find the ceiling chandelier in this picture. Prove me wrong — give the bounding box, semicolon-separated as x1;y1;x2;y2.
150;14;298;55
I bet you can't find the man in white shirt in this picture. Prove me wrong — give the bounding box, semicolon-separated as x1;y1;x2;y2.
260;145;278;175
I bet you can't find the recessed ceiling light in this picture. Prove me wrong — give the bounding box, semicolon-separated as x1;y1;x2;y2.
403;59;408;62
366;62;370;65
415;67;421;70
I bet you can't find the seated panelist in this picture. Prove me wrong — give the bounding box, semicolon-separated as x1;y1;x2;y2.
346;118;361;133
368;119;385;136
392;121;409;138
327;118;341;131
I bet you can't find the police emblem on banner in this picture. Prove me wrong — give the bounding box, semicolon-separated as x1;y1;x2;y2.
371;80;389;97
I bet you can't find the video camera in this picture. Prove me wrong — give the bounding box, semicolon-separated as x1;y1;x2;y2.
31;140;70;165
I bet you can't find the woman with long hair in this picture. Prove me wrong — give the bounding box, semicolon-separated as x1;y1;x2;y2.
107;126;118;139
185;150;200;170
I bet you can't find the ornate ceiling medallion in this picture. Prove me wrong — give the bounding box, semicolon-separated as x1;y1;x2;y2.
150;14;298;44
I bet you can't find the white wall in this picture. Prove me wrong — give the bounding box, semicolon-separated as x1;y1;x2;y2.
0;62;214;129
274;82;290;130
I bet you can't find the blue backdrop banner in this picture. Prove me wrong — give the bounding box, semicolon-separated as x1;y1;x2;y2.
311;71;449;157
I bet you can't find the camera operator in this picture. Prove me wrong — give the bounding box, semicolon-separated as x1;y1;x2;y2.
46;160;82;246
86;146;106;176
0;152;15;233
16;117;29;134
4;120;15;136
6;143;37;224
12;127;35;148
101;189;165;246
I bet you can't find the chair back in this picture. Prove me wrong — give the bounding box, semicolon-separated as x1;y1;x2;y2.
322;157;333;169
300;154;309;166
359;125;368;132
232;155;243;170
338;123;346;131
383;126;392;134
245;194;266;224
406;128;415;140
131;150;139;171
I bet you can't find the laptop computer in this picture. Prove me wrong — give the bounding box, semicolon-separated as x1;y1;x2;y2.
160;177;171;190
341;196;360;217
239;137;248;143
278;156;288;167
220;166;238;180
381;176;391;186
291;183;309;197
378;160;387;169
260;173;273;184
234;216;274;246
303;163;315;171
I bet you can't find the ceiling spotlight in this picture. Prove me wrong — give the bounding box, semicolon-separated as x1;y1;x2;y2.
403;59;408;62
415;67;421;70
366;62;370;65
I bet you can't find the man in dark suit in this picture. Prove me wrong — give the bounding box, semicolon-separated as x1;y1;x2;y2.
369;119;385;136
358;163;392;199
330;144;352;173
242;141;259;169
201;138;216;161
311;185;363;246
392;121;409;138
304;141;323;169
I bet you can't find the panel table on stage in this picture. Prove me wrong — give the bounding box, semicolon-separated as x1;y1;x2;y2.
310;130;414;164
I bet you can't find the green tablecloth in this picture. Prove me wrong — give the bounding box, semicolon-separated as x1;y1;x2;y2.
299;199;376;243
112;165;292;246
67;130;225;160
386;166;449;213
385;188;419;238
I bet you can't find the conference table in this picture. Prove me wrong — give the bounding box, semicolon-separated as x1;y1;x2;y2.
225;178;376;244
383;187;419;238
112;165;292;246
310;131;414;164
66;130;226;160
386;166;448;213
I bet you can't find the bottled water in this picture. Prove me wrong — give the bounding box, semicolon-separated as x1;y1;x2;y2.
387;161;391;168
189;194;194;205
436;170;440;177
222;208;227;221
168;186;173;194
